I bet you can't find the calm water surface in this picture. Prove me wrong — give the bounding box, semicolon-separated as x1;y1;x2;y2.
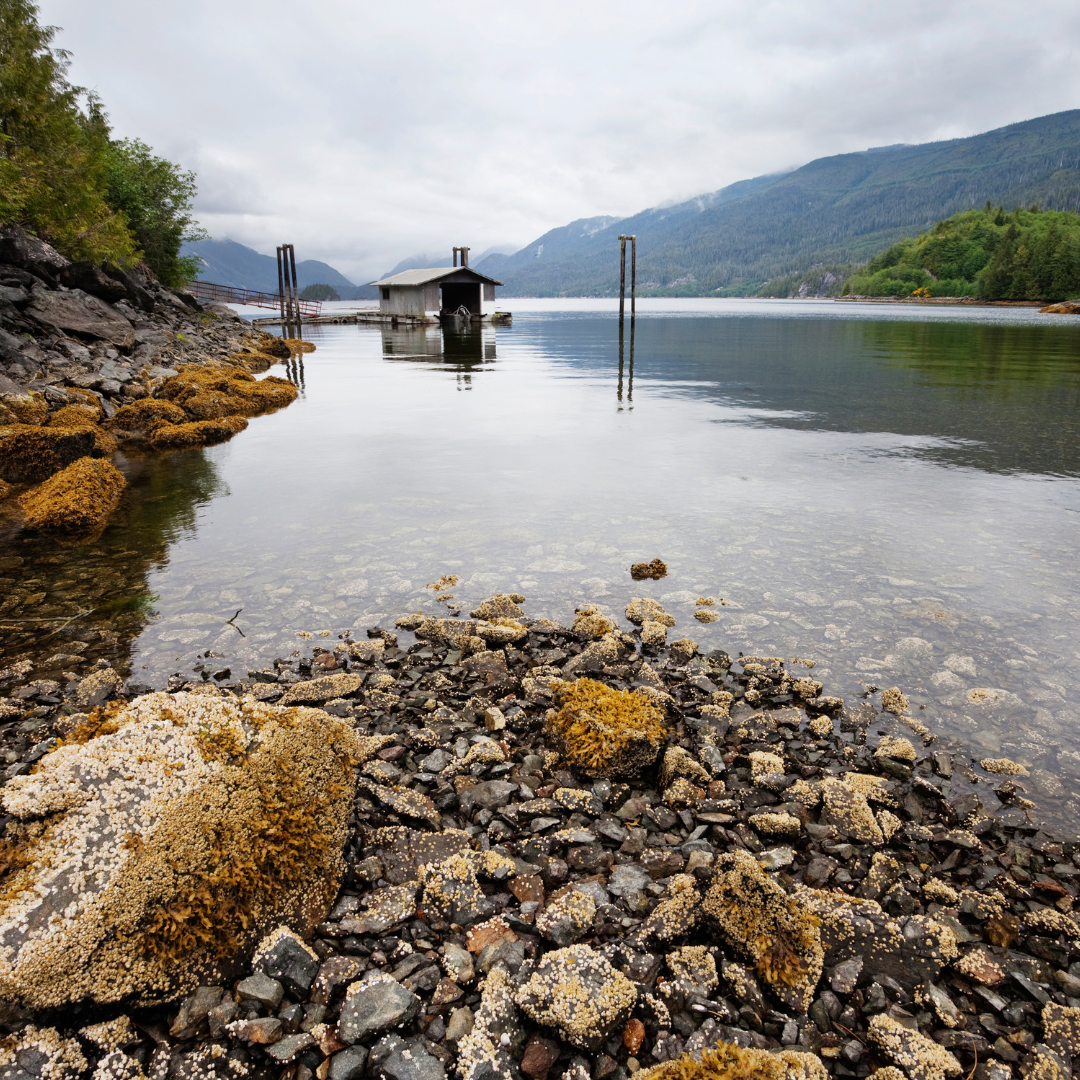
4;298;1080;822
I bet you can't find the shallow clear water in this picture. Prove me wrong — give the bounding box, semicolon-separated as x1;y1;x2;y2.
5;298;1080;822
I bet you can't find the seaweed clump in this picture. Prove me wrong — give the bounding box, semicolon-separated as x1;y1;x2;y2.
19;458;125;533
636;1043;822;1080
548;677;666;777
107;399;188;435
148;416;248;450
0;425;96;484
701;849;823;1012
157;365;298;419
630;557;668;580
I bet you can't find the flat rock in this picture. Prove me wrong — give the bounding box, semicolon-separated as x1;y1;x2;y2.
280;672;362;705
25;284;131;341
336;974;421;1045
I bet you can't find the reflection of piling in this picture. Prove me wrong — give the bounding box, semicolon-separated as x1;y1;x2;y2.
628;317;634;402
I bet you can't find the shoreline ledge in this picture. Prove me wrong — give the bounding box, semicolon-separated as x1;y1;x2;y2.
0;223;303;539
0;591;1074;1080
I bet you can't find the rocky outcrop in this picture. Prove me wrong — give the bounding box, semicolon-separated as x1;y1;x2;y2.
0;691;381;1008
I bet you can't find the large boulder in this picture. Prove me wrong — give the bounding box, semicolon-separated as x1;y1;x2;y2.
0;225;68;281
0;691;387;1008
24;283;131;341
0;425;95;483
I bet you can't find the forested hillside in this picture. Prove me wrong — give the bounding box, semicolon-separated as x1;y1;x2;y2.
477;110;1080;297
841;204;1080;300
1;0;204;285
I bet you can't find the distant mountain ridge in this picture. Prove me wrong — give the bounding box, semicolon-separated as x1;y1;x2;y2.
472;110;1080;297
181;238;377;300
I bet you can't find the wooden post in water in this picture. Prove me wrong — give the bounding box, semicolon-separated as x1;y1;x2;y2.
630;235;636;321
276;246;286;322
618;236;627;320
288;244;301;339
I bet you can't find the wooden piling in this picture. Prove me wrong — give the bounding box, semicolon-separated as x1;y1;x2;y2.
619;236;627;320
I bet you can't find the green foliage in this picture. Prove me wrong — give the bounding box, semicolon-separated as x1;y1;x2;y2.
300;283;340;301
759;264;855;299
0;0;205;280
103;138;207;286
843;204;1080;300
0;0;136;264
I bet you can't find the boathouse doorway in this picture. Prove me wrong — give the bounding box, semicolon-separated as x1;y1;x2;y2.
440;281;482;315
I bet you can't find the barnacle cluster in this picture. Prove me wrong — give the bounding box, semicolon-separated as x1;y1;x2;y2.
702;850;823;1011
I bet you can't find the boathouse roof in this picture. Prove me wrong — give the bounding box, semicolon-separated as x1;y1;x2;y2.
368;266;503;288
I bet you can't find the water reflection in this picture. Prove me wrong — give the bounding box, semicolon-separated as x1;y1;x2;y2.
617;318;635;409
528;314;1080;475
0;450;225;679
380;324;497;388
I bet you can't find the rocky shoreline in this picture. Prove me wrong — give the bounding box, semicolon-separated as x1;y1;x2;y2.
0;590;1077;1080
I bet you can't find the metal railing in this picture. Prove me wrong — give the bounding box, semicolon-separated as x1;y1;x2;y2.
187;280;322;317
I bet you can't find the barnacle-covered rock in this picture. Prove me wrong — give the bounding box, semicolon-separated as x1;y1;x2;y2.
798;890;957;990
0;691;381;1008
701;849;823;1012
514;944;637;1051
636;1042;824;1080
867;1013;961;1080
547;677;666;777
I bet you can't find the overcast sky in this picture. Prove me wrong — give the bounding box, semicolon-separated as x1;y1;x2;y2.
40;0;1080;283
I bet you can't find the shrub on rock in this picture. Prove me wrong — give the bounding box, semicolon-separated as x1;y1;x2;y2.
0;691;379;1008
19;457;125;533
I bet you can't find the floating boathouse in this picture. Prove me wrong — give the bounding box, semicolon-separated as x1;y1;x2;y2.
369;263;503;321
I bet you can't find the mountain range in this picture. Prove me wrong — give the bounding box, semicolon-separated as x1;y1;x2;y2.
180;238;377;300
473;109;1080;296
184;110;1080;300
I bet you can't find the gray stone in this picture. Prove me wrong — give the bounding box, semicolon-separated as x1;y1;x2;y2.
830;957;863;995
443;944;474;984
254;931;319;997
264;1033;316;1062
420;749;452;773
608;864;651;898
236;972;284;1010
26;284;131;341
470;780;517;810
758;846;795;871
444;1007;473;1043
379;1038;447;1080
170;985;224;1040
336;975;421;1045
328;1046;369;1080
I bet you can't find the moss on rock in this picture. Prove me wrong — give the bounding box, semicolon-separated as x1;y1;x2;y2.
0;690;379;1008
107;399;188;436
548;677;666;777
19;458;125;533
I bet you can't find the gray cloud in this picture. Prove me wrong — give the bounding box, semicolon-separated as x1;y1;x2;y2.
41;0;1080;282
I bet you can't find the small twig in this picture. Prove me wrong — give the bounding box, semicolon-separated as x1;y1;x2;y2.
225;608;245;638
835;1023;866;1047
966;1046;978;1080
